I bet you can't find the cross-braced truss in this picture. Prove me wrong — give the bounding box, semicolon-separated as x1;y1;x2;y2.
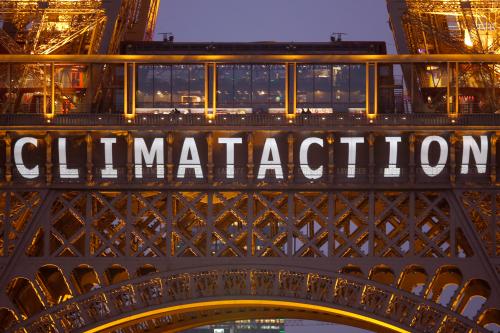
0;189;498;332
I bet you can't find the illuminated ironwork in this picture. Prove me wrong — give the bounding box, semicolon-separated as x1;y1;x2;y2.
0;54;498;333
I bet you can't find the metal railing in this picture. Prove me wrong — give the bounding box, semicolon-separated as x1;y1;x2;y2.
1;112;499;127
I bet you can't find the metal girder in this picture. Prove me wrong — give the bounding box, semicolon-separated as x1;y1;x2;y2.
0;189;498;332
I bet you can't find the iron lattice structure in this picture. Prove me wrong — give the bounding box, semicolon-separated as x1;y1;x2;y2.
387;0;499;55
386;0;499;115
0;189;498;332
0;0;160;55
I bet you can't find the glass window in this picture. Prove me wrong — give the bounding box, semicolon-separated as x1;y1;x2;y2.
189;65;205;108
154;65;171;108
297;65;313;105
216;64;286;113
172;65;189;105
252;65;269;105
234;65;251;106
137;65;154;108
217;65;234;107
269;65;285;107
314;65;331;104
350;64;366;104
332;64;349;104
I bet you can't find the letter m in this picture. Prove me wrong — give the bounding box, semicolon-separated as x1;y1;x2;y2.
134;138;164;179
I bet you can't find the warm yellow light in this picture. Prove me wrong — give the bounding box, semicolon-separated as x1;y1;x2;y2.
464;29;473;47
83;300;411;333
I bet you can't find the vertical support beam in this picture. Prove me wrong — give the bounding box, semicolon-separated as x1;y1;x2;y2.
450;133;456;184
287;133;294;182
368;133;375;184
50;63;55;116
293;63;297;116
204;63;209;117
207;132;214;183
86;132;93;184
87;63;93;113
4;133;11;182
126;132;133;183
286;63;296;117
490;134;497;184
247;132;254;183
455;62;459;115
366;63;370;115
366;63;377;117
212;63;217;118
123;62;129;117
45;132;52;184
6;63;11;113
409;133;416;184
131;62;136;117
373;63;378;116
446;62;451;115
167;132;174;183
43;65;47;115
368;191;375;256
327;133;335;183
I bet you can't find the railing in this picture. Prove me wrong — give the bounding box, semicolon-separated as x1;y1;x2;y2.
1;113;500;128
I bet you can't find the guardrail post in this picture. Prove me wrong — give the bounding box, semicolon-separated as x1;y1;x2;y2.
366;62;377;118
50;63;55;117
4;133;11;182
286;63;296;118
491;134;497;184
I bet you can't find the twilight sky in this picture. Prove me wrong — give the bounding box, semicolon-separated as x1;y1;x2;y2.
155;1;392;332
155;0;396;53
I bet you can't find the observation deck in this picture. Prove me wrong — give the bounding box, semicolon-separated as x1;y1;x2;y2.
0;52;499;333
0;53;497;123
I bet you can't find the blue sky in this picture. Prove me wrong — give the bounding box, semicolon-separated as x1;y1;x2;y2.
155;0;396;53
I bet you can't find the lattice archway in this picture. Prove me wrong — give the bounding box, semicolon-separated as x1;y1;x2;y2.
1;265;497;333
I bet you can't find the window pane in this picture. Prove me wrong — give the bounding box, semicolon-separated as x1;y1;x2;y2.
332;64;349;105
314;65;331;104
136;65;155;108
350;64;366;104
189;65;205;107
217;65;234;107
234;64;251;106
252;64;269;105
297;65;313;106
153;65;171;108
172;65;189;105
269;65;286;107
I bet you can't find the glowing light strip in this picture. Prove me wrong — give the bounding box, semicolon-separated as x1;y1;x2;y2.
84;300;410;333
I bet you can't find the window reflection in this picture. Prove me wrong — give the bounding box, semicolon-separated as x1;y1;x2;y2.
217;64;285;114
297;64;366;113
136;64;205;113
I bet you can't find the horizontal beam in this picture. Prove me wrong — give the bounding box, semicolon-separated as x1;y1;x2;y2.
0;54;497;63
